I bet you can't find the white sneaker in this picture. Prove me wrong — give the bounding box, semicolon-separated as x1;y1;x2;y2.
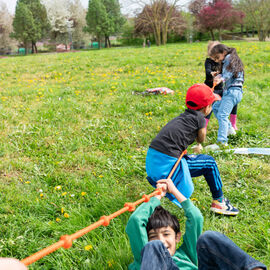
191;144;203;153
205;144;220;151
227;127;236;136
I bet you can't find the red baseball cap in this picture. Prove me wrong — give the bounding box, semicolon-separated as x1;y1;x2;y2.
185;84;221;110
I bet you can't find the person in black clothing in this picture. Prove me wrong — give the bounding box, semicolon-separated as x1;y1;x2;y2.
145;84;239;216
204;41;238;131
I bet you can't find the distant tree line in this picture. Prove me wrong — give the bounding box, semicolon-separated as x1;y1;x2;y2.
0;0;125;54
0;0;270;54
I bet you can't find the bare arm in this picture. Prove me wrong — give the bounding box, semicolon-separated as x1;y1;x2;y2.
156;179;187;203
196;127;206;144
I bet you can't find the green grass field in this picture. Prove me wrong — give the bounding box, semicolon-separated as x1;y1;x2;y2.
0;41;269;269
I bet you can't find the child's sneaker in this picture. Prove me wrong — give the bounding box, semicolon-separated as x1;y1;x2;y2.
205;142;228;151
227;127;236;136
210;197;239;216
205;143;220;151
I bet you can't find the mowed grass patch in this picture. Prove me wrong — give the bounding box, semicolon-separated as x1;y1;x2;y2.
0;42;269;269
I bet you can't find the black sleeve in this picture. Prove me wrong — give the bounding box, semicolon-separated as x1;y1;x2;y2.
205;58;213;77
198;113;206;129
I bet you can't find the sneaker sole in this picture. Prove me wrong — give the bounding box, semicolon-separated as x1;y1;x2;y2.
210;207;239;216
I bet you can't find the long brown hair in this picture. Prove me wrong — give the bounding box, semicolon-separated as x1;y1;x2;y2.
210;44;244;77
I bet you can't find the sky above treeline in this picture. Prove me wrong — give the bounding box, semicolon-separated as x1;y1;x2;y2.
1;0;140;15
1;0;190;15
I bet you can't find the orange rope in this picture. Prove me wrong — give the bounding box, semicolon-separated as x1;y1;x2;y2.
168;150;187;179
211;82;217;91
21;150;187;266
21;190;161;266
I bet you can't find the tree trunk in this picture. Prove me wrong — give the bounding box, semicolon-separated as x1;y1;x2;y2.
24;41;27;55
240;24;243;36
161;22;169;45
31;41;38;53
210;30;215;40
258;30;266;41
218;29;222;41
153;27;161;46
162;31;167;45
105;35;111;48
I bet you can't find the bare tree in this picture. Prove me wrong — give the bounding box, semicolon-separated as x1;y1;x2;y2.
134;0;185;45
188;0;206;15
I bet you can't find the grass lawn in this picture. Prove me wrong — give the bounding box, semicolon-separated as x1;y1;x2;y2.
0;41;269;269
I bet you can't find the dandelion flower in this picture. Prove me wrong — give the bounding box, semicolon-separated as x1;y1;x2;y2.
56;217;61;222
81;192;87;196
107;259;115;268
64;213;69;218
84;245;93;251
55;185;62;191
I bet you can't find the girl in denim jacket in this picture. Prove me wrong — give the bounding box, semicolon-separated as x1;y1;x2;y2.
207;44;244;148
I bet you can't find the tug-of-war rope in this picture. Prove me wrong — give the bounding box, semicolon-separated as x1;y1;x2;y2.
21;150;187;266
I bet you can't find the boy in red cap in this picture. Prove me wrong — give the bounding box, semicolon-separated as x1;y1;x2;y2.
146;84;238;215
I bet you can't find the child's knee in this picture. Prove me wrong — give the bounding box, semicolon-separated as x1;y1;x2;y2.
217;110;230;121
197;231;219;248
144;240;164;250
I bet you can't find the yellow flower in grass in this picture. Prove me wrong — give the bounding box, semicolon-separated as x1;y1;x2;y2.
62;192;67;196
64;213;69;218
61;207;64;214
40;193;44;198
84;245;93;251
56;217;61;222
54;185;62;191
81;192;87;196
107;259;115;268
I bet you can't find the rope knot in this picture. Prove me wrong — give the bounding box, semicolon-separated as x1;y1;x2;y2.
142;194;150;202
124;202;136;212
60;235;72;249
100;216;110;226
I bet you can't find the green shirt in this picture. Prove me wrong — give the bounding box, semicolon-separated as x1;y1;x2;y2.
125;197;203;270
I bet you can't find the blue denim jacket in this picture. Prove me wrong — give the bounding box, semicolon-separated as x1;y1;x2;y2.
221;54;244;91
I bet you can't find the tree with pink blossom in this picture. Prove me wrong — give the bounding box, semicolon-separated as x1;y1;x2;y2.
195;0;245;40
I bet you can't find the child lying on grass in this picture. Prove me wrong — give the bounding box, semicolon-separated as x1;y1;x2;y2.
126;178;267;270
